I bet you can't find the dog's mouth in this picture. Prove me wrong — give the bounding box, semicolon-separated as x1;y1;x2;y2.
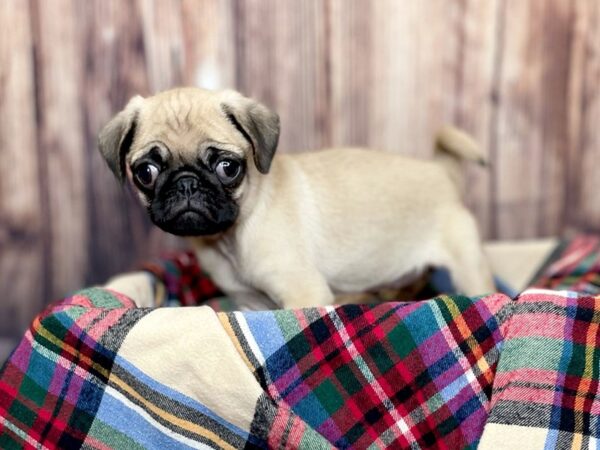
174;208;203;220
159;208;206;235
152;206;236;236
173;209;203;225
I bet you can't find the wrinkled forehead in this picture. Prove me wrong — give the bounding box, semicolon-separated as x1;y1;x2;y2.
130;91;248;161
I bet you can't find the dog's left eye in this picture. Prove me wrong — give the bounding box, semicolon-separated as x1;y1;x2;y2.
215;159;242;184
134;163;160;188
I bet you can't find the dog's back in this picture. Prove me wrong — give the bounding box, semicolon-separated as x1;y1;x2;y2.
270;148;467;293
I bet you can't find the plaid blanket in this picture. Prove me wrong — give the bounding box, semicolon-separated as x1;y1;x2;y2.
532;234;600;295
1;238;599;449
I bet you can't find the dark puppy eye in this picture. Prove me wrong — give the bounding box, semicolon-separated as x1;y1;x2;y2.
134;163;160;188
215;159;242;184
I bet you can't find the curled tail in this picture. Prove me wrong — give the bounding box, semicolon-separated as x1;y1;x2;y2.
434;125;487;191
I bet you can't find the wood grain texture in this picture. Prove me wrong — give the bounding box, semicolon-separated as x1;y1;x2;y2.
1;0;598;340
34;0;89;298
328;0;372;148
140;0;185;91
371;1;457;156
492;0;573;238
453;0;499;238
235;0;329;152
181;0;236;90
0;0;44;336
571;0;600;232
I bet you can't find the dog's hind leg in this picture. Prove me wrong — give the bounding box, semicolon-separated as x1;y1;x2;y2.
439;207;495;297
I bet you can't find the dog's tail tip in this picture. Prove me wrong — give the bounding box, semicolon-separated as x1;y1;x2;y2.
434;125;487;165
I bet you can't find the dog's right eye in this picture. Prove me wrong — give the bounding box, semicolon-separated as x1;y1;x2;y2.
215;159;242;185
133;163;160;188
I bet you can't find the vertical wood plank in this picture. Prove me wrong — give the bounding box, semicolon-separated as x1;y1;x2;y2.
233;0;277;106
139;0;185;92
0;0;44;336
453;1;499;238
370;1;458;157
276;0;328;151
564;0;586;232
492;0;573;238
538;1;574;237
234;0;328;152
329;0;372;147
569;0;600;231
181;0;236;90
33;0;89;298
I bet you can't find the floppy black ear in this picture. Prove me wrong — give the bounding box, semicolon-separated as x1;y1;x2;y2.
98;95;144;182
221;93;280;174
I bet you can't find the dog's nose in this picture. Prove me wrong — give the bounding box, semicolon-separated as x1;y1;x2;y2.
176;177;199;197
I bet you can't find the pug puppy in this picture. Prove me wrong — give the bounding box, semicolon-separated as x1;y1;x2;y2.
99;87;494;309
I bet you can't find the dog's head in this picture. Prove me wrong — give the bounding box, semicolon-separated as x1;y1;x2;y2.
98;88;280;236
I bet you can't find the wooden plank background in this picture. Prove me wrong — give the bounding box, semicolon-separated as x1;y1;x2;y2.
0;0;598;347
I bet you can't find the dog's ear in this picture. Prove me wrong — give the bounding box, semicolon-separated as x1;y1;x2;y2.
98;95;144;182
221;92;280;174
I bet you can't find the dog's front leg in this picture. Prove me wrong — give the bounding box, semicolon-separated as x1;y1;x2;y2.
103;271;156;307
258;270;335;309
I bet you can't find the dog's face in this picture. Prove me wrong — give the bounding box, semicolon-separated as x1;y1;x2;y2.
98;88;280;236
